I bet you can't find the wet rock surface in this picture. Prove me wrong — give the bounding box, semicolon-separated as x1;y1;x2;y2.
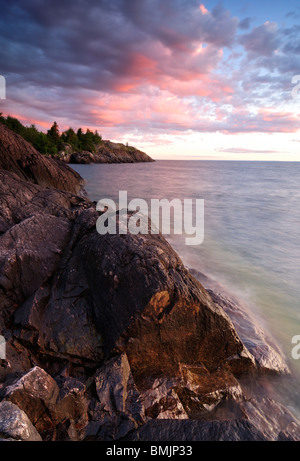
81;218;256;383
0;124;299;441
189;268;290;375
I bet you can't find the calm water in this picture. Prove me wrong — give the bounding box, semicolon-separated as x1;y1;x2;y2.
73;160;300;408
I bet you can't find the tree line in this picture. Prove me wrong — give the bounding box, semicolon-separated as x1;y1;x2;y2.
0;114;102;155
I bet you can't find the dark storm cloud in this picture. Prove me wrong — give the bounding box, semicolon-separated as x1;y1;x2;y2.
0;0;238;93
0;0;299;139
1;0;144;91
119;0;238;48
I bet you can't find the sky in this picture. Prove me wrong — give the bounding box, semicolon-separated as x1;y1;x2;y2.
0;0;300;160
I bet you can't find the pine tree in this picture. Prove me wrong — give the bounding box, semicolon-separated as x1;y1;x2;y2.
47;121;60;145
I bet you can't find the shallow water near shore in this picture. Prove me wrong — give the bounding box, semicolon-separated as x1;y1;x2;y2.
72;160;300;415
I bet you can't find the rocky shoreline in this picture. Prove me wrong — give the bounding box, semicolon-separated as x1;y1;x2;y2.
0;122;299;441
57;140;154;164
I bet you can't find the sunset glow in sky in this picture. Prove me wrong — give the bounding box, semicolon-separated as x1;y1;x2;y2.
1;0;300;160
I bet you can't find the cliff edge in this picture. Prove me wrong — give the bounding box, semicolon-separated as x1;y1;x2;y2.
59;140;154;164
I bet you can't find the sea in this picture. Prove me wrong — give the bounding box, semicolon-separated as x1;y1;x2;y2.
72;160;300;414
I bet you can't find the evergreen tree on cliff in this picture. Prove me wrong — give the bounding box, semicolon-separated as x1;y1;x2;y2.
47;121;60;145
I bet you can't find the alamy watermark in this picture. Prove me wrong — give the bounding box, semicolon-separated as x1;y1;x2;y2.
292;75;300;100
0;75;6;99
96;191;204;246
0;335;6;360
291;336;300;360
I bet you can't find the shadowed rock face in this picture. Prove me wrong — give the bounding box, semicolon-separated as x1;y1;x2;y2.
0;123;84;194
0;171;104;371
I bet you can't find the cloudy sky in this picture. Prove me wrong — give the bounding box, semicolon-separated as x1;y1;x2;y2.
0;0;300;159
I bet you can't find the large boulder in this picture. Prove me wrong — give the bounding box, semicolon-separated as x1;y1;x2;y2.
81;220;256;388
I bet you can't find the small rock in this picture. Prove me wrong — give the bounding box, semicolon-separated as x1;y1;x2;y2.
0;366;59;437
0;400;42;441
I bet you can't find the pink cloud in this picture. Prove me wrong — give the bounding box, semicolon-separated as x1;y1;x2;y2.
1;0;299;148
199;4;209;15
